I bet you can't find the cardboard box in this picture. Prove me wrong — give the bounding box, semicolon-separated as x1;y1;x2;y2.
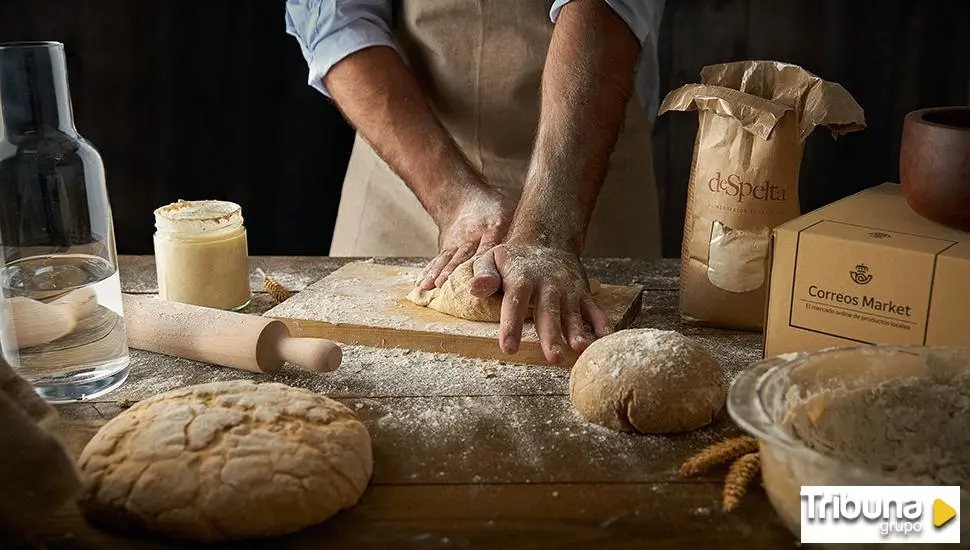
764;182;970;357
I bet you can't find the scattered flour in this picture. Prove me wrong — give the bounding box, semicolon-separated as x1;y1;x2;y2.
787;374;970;486
628;293;762;387
584;329;691;380
117;346;569;403
106;264;756;490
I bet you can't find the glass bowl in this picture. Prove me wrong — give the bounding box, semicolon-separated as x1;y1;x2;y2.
728;344;970;546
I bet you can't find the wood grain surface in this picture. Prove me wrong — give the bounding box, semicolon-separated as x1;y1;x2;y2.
16;256;794;550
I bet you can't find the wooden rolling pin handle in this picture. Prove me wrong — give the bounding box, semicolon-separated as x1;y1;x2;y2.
49;287;98;319
270;336;342;373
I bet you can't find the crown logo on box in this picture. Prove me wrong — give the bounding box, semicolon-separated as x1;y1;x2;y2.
850;263;873;285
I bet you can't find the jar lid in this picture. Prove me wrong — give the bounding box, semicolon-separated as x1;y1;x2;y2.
154;199;243;236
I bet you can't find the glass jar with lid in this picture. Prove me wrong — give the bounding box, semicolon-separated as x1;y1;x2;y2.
153;200;252;311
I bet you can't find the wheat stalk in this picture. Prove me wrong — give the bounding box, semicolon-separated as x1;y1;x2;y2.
256;268;293;303
680;435;759;477
723;452;761;512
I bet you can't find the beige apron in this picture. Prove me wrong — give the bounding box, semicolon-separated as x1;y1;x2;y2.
330;0;661;259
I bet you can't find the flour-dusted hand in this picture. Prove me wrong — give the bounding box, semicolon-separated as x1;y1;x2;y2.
472;243;611;363
417;184;515;290
447;0;642;362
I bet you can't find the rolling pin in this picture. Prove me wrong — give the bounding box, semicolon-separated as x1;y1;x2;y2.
8;287;99;349
122;294;341;373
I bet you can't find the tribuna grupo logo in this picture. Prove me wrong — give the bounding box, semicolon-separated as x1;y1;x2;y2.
800;486;959;544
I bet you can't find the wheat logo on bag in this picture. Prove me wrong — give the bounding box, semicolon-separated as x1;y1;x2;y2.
660;61;866;331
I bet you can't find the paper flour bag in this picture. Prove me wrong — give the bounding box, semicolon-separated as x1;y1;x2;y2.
660;61;865;331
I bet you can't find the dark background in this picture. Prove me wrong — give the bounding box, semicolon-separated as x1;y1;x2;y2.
1;0;967;258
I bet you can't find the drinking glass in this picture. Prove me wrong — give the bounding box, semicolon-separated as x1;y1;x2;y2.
0;41;129;402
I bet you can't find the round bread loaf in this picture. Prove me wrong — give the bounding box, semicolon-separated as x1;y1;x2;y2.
569;329;726;434
77;380;372;542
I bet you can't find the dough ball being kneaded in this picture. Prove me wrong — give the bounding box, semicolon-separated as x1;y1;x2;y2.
408;258;502;321
408;257;602;322
77;380;373;542
569;329;726;434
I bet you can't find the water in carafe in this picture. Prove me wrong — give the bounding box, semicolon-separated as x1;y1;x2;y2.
0;41;129;402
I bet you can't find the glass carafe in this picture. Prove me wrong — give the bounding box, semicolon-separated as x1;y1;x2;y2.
0;41;129;402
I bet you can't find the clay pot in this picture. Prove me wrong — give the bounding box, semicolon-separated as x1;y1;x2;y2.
900;106;970;232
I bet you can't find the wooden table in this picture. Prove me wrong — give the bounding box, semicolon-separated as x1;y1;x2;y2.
32;256;796;549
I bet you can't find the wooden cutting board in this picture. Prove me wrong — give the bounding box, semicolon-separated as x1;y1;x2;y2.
263;261;643;366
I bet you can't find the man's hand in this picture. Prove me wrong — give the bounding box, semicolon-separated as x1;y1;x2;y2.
470;0;641;361
326;47;497;270
471;242;612;363
417;184;515;290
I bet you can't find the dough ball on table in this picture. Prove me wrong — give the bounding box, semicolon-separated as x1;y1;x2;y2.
569;329;726;434
77;380;372;542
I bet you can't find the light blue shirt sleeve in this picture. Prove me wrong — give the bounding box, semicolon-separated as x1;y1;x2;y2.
550;0;666;123
284;0;396;97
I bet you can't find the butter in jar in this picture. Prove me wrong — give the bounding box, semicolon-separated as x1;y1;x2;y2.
153;200;252;310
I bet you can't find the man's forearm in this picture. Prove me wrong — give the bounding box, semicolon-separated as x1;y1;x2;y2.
509;0;641;252
325;46;483;224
